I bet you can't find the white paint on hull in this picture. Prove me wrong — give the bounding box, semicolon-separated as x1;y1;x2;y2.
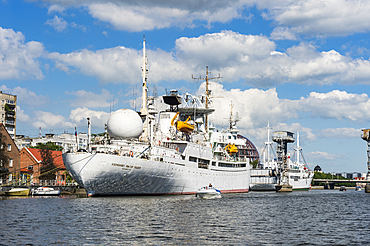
63;152;250;195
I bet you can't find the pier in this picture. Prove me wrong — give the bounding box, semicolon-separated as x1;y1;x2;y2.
0;180;86;195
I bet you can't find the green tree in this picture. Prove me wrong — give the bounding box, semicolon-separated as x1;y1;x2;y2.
251;160;259;168
64;170;73;182
30;141;63;151
39;144;57;181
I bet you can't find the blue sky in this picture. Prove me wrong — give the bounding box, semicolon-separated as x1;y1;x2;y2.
1;0;370;173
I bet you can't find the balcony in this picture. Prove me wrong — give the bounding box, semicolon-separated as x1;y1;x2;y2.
5;120;15;125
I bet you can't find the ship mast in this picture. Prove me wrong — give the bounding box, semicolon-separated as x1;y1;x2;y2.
140;36;149;142
140;36;148;116
192;66;221;133
264;122;273;166
294;132;301;164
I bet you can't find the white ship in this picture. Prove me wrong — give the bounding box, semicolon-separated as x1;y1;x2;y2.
250;124;313;191
63;39;251;196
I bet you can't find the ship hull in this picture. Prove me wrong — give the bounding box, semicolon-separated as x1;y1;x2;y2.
63;152;250;196
250;169;312;191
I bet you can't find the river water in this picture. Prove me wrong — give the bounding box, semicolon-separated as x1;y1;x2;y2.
1;189;370;245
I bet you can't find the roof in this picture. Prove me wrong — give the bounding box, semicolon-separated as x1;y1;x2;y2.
20;168;32;173
26;148;65;169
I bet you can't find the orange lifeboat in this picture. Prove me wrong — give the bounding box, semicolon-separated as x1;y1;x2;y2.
171;112;194;134
225;143;238;154
177;116;194;133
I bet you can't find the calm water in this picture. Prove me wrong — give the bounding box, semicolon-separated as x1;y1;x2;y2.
1;190;370;245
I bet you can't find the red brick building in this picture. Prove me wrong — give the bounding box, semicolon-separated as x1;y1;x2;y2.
19;147;66;185
0;123;20;184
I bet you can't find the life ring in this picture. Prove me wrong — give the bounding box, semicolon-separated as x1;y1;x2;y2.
129;151;133;157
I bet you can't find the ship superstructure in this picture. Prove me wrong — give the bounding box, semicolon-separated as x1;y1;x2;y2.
63;39;251;196
250;124;313;191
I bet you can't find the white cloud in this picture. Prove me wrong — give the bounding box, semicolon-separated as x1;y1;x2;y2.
70;22;87;32
88;3;188;32
298;90;370;121
258;0;370;38
25;0;370;38
46;15;68;32
320;128;362;139
48;46;143;83
206;82;297;129
306;151;340;161
0;27;44;80
48;31;370;86
32;111;74;129
66;89;113;108
16;106;30;122
25;107;109;133
69;107;110;127
0;85;49;107
47;5;66;14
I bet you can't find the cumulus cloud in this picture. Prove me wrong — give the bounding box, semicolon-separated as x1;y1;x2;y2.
320;127;362;139
205;82;297;129
258;0;370;39
66;89;113;108
48;46;144;84
299;90;370;121
47;4;66;14
26;0;370;38
46;15;68;32
32;111;74;129
0;85;49;107
28;107;110;132
88;3;188;32
69;107;110;127
16;106;30;122
0;27;44;80
306;151;340;161
48;31;370;86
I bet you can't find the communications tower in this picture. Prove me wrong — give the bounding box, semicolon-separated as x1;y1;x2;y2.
361;129;370;193
272;131;295;192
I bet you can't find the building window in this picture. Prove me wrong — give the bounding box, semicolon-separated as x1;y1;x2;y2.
7;144;11;151
9;158;13;167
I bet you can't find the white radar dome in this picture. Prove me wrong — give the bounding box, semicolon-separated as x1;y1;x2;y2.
107;109;143;138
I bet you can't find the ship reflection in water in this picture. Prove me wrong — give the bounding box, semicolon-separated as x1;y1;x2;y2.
1;190;370;245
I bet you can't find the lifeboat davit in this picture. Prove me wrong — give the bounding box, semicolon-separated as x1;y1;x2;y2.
225;143;238;154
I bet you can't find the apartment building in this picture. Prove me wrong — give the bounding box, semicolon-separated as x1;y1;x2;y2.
0;91;17;139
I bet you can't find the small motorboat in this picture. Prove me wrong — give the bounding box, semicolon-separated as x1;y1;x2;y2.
196;185;221;199
5;188;30;196
31;187;61;196
355;186;362;191
339;186;346;191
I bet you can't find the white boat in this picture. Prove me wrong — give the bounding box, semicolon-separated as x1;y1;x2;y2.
31;187;61;196
63;39;251;196
5;188;30;196
196;185;221;199
250;124;313;191
356;186;362;191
